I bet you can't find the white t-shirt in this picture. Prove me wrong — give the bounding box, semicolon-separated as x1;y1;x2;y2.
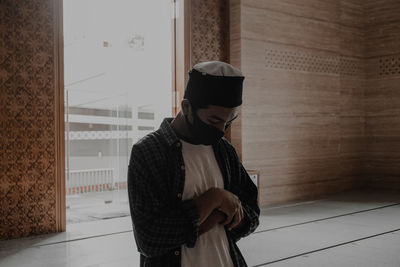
180;139;234;267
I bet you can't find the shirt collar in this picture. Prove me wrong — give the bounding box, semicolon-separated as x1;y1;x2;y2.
158;117;224;148
159;117;180;147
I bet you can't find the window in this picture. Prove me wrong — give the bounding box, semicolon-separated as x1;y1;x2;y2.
63;0;174;224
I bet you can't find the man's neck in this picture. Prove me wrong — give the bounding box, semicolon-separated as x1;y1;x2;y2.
171;112;200;145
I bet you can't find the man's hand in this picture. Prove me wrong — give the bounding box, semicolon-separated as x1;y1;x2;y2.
216;188;244;230
193;187;243;229
194;188;223;225
198;209;226;236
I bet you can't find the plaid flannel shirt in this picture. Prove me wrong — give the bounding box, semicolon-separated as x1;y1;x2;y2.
127;118;260;267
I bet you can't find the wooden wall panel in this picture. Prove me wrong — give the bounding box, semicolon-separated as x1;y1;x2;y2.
244;0;341;24
364;0;400;26
366;23;400;58
340;0;365;29
0;0;63;240
242;6;341;54
232;0;367;206
365;0;400;190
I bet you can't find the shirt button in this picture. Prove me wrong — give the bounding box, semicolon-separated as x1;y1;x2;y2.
180;165;185;171
174;250;180;256
177;193;182;198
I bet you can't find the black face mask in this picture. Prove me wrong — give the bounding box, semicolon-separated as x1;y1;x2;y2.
185;111;225;145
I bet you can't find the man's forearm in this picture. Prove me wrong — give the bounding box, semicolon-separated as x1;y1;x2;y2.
193;188;222;225
198;209;226;236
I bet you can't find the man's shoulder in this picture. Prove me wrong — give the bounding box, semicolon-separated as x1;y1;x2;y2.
217;137;240;163
128;130;171;187
218;137;236;153
131;129;167;155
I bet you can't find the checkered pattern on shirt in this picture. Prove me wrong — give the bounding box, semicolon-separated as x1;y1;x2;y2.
128;118;260;267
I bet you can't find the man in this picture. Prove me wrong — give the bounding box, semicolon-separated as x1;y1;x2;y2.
128;61;260;267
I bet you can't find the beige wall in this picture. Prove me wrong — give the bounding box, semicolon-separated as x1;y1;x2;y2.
231;0;367;206
365;0;400;189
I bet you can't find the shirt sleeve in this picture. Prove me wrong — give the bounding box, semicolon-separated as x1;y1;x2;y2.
127;144;200;258
226;145;260;243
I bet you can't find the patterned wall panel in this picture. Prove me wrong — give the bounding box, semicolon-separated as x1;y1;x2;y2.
0;0;57;240
190;0;229;65
265;48;364;76
378;54;400;77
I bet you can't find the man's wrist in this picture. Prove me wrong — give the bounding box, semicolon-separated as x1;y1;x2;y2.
214;209;227;223
208;187;222;209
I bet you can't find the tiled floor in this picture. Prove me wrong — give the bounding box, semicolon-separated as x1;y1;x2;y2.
66;190;130;224
1;189;400;267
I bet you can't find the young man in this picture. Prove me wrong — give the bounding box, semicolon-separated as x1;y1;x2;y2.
128;61;260;267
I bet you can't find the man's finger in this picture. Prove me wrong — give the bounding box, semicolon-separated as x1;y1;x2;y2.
228;212;240;230
223;211;235;226
229;205;244;230
239;205;244;222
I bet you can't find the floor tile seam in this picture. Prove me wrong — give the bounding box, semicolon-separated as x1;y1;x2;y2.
252;228;400;266
30;230;132;248
254;202;400;234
